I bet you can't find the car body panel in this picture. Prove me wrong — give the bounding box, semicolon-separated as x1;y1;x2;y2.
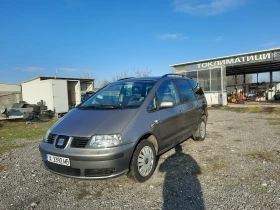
50;108;138;137
39;75;208;180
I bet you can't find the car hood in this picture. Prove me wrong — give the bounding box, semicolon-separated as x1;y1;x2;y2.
50;108;138;137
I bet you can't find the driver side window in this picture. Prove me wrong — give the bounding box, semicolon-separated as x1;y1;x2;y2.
156;80;179;106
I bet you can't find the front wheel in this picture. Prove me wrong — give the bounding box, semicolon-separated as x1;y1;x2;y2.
128;140;157;182
193;117;207;141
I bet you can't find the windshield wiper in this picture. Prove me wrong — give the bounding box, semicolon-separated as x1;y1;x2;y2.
81;104;124;109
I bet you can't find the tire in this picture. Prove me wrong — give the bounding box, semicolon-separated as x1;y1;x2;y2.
128;140;157;182
193;117;207;141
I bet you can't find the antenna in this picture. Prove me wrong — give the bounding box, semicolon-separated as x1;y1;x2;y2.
55;69;58;79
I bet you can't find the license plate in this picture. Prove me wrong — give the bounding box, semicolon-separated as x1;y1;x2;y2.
46;154;70;166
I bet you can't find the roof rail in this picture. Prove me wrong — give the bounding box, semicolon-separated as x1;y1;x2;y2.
117;77;135;81
161;74;186;78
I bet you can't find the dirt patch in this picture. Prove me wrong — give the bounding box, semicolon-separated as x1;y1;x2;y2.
244;151;277;163
77;188;91;200
202;161;226;173
0;163;6;172
95;191;103;197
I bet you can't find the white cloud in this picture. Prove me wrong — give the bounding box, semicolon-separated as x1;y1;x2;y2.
157;33;188;40
261;42;277;47
22;66;45;72
59;68;79;72
174;0;244;16
213;36;224;41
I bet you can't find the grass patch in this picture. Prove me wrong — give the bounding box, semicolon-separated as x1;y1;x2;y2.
0;118;58;153
0;142;30;153
223;106;280;114
202;161;226;174
265;117;280;125
265;118;280;120
0;118;58;141
245;151;277;163
268;121;280;125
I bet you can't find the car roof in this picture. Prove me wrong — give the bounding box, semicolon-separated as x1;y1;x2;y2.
115;74;192;83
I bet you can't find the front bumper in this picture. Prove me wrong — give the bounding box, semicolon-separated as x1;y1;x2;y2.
39;141;135;179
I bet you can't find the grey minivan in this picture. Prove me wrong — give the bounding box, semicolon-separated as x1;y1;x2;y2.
39;74;208;182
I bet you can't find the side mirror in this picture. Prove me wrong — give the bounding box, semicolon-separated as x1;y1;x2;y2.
160;101;174;109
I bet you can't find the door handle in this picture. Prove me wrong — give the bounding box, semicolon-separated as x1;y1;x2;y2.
150;120;159;128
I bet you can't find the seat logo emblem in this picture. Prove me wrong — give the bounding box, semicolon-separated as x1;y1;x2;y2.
57;138;65;146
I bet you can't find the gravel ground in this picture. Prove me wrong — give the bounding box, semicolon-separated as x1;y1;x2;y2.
1;109;280;210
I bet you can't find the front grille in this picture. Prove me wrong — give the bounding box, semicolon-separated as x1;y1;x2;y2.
45;161;81;176
85;168;115;177
55;135;70;149
46;134;57;144
71;137;90;148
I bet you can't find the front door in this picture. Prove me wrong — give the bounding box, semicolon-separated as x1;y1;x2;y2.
154;80;186;152
157;104;185;150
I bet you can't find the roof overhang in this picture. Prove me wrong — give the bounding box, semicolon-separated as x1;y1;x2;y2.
170;47;280;67
22;76;95;84
226;60;280;76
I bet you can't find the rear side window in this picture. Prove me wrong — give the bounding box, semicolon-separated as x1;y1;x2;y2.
188;79;197;89
188;79;205;100
174;79;196;103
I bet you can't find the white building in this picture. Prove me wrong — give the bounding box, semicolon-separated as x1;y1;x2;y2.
21;76;94;114
0;83;22;113
171;48;280;105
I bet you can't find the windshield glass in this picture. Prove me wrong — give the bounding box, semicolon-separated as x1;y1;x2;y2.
80;80;156;109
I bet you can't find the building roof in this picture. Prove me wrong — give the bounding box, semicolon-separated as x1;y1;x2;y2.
0;82;21;85
22;76;95;84
170;47;280;67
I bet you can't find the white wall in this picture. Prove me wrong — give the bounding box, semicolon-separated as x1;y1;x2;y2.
268;82;280;100
21;78;85;113
80;82;94;93
204;92;226;106
75;81;81;105
52;79;68;113
204;93;212;106
22;80;53;109
0;83;21;92
67;81;77;106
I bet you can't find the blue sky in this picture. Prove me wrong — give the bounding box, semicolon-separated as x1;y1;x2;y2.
1;0;280;86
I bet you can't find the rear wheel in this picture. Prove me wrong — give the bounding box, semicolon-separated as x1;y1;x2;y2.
193;117;206;141
128;140;157;182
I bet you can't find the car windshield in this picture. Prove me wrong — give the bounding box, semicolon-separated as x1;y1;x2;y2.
80;80;156;109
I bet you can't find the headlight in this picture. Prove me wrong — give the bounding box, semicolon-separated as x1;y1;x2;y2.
89;134;123;148
43;129;51;142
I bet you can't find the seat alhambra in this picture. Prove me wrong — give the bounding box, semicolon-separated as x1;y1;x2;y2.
39;74;208;182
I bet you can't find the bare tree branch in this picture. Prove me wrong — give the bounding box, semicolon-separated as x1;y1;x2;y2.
97;68;153;88
82;71;94;79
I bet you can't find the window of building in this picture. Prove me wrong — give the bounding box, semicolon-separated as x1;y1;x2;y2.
246;73;258;83
211;68;221;91
197;70;210;91
258;72;270;83
272;71;280;82
226;75;244;86
185;71;197;81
